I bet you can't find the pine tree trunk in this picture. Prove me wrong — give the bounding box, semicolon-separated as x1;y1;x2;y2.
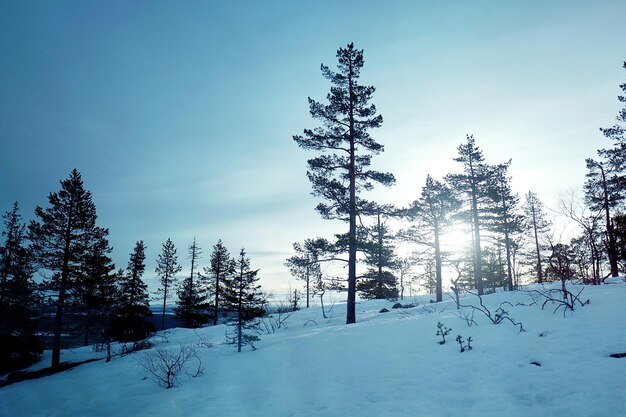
52;212;74;369
600;165;619;277
346;58;357;325
434;221;443;302
470;188;483;295
306;264;310;309
213;269;220;326
531;207;543;283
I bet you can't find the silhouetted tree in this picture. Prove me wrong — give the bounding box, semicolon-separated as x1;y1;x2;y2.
176;238;210;328
446;136;494;295
206;239;234;325
357;207;399;300
488;162;522;291
584;158;623;277
29;169;100;369
154;238;181;330
223;248;266;352
110;241;154;341
75;226;117;346
293;43;395;324
0;202;41;371
404;175;461;301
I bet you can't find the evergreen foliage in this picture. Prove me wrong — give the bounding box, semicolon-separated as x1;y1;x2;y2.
206;239;234;325
0;202;41;372
487;162;523;291
294;43;395;324
74;226;117;346
176;238;210;328
155;238;182;330
599;61;626;185
110;241;154;342
404;175;461;302
584;158;622;277
357;208;399;300
522;192;551;283
223;248;266;352
285;239;323;308
28;169;100;369
446;136;495;295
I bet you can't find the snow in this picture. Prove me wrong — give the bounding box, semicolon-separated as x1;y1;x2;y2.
2;280;626;417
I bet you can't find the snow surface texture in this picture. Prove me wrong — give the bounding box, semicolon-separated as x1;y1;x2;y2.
2;281;625;417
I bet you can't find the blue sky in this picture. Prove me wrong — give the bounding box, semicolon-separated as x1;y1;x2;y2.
1;1;625;295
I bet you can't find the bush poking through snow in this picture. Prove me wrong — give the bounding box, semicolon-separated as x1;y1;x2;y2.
526;287;590;317
139;345;204;389
460;292;525;333
456;335;473;353
436;322;451;344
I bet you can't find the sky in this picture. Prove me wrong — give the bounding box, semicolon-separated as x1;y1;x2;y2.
1;1;625;297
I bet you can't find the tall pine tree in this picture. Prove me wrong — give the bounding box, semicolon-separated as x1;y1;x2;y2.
446;136;494;295
29;169;100;369
294;43;395;324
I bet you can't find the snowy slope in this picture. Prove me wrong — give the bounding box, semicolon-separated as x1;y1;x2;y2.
1;281;625;417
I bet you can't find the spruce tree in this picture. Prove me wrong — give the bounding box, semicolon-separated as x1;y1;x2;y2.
357;208;399;300
0;202;41;371
176;238;210;328
28;169;100;369
154;238;181;330
404;175;461;302
223;248;266;352
206;239;234;325
75;226;117;346
446;136;494;295
111;241;154;342
294;43;395;324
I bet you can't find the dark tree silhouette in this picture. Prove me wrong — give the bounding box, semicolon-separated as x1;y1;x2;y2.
223;248;266;352
584;159;622;278
29;169;100;369
293;43;395;324
446;136;494;295
176;238;210;328
206;239;234;325
155;238;181;330
111;241;154;342
0;202;41;371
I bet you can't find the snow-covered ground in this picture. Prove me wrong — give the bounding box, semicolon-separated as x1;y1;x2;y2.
2;280;625;417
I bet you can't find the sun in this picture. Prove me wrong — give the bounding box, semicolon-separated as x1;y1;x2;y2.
441;224;474;254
